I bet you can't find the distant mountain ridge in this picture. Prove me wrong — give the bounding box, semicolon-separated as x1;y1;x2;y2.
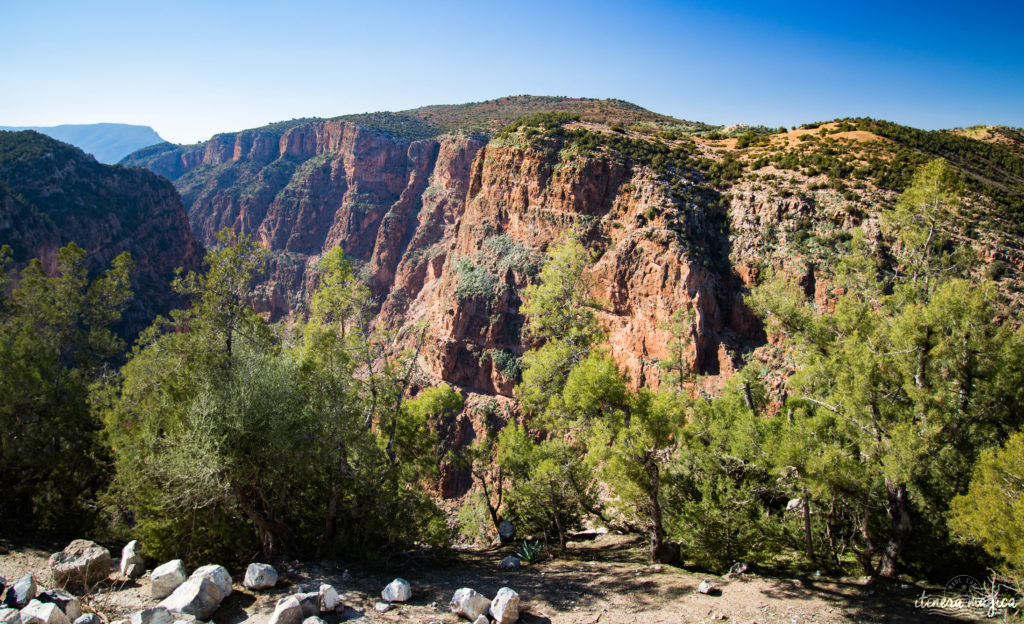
0;123;165;164
0;130;203;335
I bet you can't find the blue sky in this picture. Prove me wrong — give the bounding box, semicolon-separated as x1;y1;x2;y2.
2;0;1021;143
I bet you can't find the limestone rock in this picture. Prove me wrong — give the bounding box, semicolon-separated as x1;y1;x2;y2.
317;584;342;613
150;560;187;599
489;587;519;624
19;601;70;624
49;540;111;592
498;556;521;570
697;579;720;595
381;578;411;603
0;609;19;624
373;603;391;613
190;565;232;600
450;588;490;621
295;592;318;617
72;615;101;624
242;563;277;590
268;596;302;624
497;520;515;542
3;575;35;608
727;561;749;577
157;565;231;621
129;607;173;624
36;590;81;621
302;618;325;624
119;541;145;580
473;616;489;624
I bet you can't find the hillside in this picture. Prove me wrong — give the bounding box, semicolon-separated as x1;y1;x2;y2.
0;123;166;164
119;97;1024;399
0;130;203;333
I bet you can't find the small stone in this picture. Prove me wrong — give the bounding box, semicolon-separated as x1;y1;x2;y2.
268;596;303;624
119;541;145;580
381;578;412;603
19;601;70;624
49;540;111;592
698;580;720;595
73;615;101;624
318;584;342;613
727;562;749;577
242;563;277;590
498;556;521;570
489;587;519;624
150;560;187;600
473;616;489;624
373;602;392;613
129;607;173;624
3;575;35;608
36;590;81;621
301;618;325;624
340;570;353;582
295;592;318;617
450;588;490;621
0;609;19;624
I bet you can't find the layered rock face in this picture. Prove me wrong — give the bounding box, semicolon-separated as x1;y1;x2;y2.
134;120;756;396
412;134;754;397
0;130;203;334
135;121;484;321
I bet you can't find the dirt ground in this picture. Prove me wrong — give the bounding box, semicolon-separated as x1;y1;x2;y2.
0;535;973;624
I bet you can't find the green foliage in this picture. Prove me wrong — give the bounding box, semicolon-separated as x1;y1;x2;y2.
496;424;597;545
497;112;580;138
104;232;446;563
749;161;1024;578
452;258;500;302
516;540;546;564
0;243;133;536
484;234;542;276
951;430;1024;586
491;348;524;381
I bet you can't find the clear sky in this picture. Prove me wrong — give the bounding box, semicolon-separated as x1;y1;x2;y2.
2;0;1022;144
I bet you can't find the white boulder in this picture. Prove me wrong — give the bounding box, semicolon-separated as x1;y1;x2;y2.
157;566;231;621
268;596;303;624
150;560;187;600
473;616;489;624
50;540;111;591
243;563;277;590
489;587;520;624
19;601;69;624
381;578;412;603
450;588;490;621
36;590;81;621
0;609;19;624
72;616;101;624
318;584;342;613
5;574;36;608
120;541;145;580
128;607;173;624
301;618;326;624
295;592;318;617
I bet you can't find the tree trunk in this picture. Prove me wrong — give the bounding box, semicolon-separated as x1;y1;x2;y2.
857;497;877;577
646;457;680;564
802;492;815;563
877;479;912;578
